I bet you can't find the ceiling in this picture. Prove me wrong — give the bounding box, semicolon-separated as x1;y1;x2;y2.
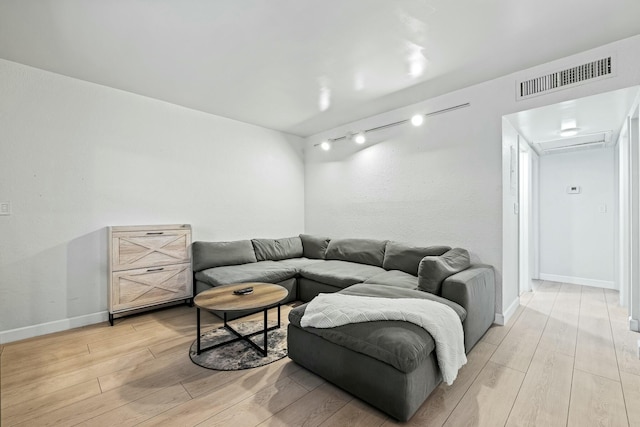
1;1;639;137
506;86;640;155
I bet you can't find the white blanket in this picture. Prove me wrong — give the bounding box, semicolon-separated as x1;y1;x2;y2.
300;293;467;385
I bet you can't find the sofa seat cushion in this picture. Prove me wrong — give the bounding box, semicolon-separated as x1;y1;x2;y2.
290;316;434;374
195;261;297;287
364;270;419;290
288;283;467;374
299;260;386;289
274;257;326;269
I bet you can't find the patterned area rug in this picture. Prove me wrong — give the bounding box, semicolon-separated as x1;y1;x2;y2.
189;320;287;370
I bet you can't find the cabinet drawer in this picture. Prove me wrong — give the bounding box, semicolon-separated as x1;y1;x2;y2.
111;229;191;270
110;263;192;313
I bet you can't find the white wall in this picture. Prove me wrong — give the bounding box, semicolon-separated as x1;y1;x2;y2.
0;59;305;341
304;35;640;320
4;38;640;340
538;148;615;288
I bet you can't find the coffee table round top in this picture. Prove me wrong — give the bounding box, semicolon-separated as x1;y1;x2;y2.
194;282;288;312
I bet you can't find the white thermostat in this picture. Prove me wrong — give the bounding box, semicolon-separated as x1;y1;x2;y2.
567;186;581;194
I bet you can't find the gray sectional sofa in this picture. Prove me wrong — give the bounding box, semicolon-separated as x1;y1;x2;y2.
192;234;495;421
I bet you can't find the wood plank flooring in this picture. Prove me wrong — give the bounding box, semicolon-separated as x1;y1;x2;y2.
1;281;638;426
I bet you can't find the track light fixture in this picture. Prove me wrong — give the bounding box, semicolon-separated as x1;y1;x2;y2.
314;103;470;150
410;114;424;126
354;132;366;144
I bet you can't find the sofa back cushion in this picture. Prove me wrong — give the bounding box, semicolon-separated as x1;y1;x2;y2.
251;236;303;261
418;248;471;294
325;238;387;267
382;241;451;275
192;240;257;272
299;234;331;259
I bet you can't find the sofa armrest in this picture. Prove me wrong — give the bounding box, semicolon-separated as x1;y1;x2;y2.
440;265;495;352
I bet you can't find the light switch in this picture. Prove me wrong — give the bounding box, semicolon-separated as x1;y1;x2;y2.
599;203;607;213
0;201;11;216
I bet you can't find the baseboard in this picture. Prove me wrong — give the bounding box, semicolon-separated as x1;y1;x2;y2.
539;273;615;290
0;311;108;344
495;297;520;326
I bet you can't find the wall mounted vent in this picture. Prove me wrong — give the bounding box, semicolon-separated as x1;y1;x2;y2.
517;56;614;100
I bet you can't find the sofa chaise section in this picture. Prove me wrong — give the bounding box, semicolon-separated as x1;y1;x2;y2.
287;283;468;421
287;263;494;421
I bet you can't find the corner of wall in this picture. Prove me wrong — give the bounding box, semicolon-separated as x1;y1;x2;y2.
495;296;520;326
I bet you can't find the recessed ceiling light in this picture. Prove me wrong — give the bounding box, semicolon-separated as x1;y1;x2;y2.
410;114;424;126
560;127;579;137
320;140;331;151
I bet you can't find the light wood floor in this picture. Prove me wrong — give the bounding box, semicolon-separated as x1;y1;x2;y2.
2;281;639;426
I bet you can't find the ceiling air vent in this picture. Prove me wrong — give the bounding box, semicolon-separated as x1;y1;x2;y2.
533;131;613;155
517;56;614;100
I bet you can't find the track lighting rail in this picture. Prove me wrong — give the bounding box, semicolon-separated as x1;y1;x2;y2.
314;102;470;150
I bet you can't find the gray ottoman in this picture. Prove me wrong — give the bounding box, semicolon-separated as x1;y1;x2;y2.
287;284;467;421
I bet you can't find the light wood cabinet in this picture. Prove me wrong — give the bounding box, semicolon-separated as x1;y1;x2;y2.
108;224;192;325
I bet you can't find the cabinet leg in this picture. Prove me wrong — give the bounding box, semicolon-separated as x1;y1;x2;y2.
109;313;114;326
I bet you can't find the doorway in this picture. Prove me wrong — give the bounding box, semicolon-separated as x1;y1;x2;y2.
502;86;640;329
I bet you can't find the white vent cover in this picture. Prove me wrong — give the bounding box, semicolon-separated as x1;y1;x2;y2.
517;56;614;100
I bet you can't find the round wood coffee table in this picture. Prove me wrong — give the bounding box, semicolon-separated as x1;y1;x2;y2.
194;282;288;357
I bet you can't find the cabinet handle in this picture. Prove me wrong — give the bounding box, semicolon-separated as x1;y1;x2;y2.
146;232;164;235
147;268;164;272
